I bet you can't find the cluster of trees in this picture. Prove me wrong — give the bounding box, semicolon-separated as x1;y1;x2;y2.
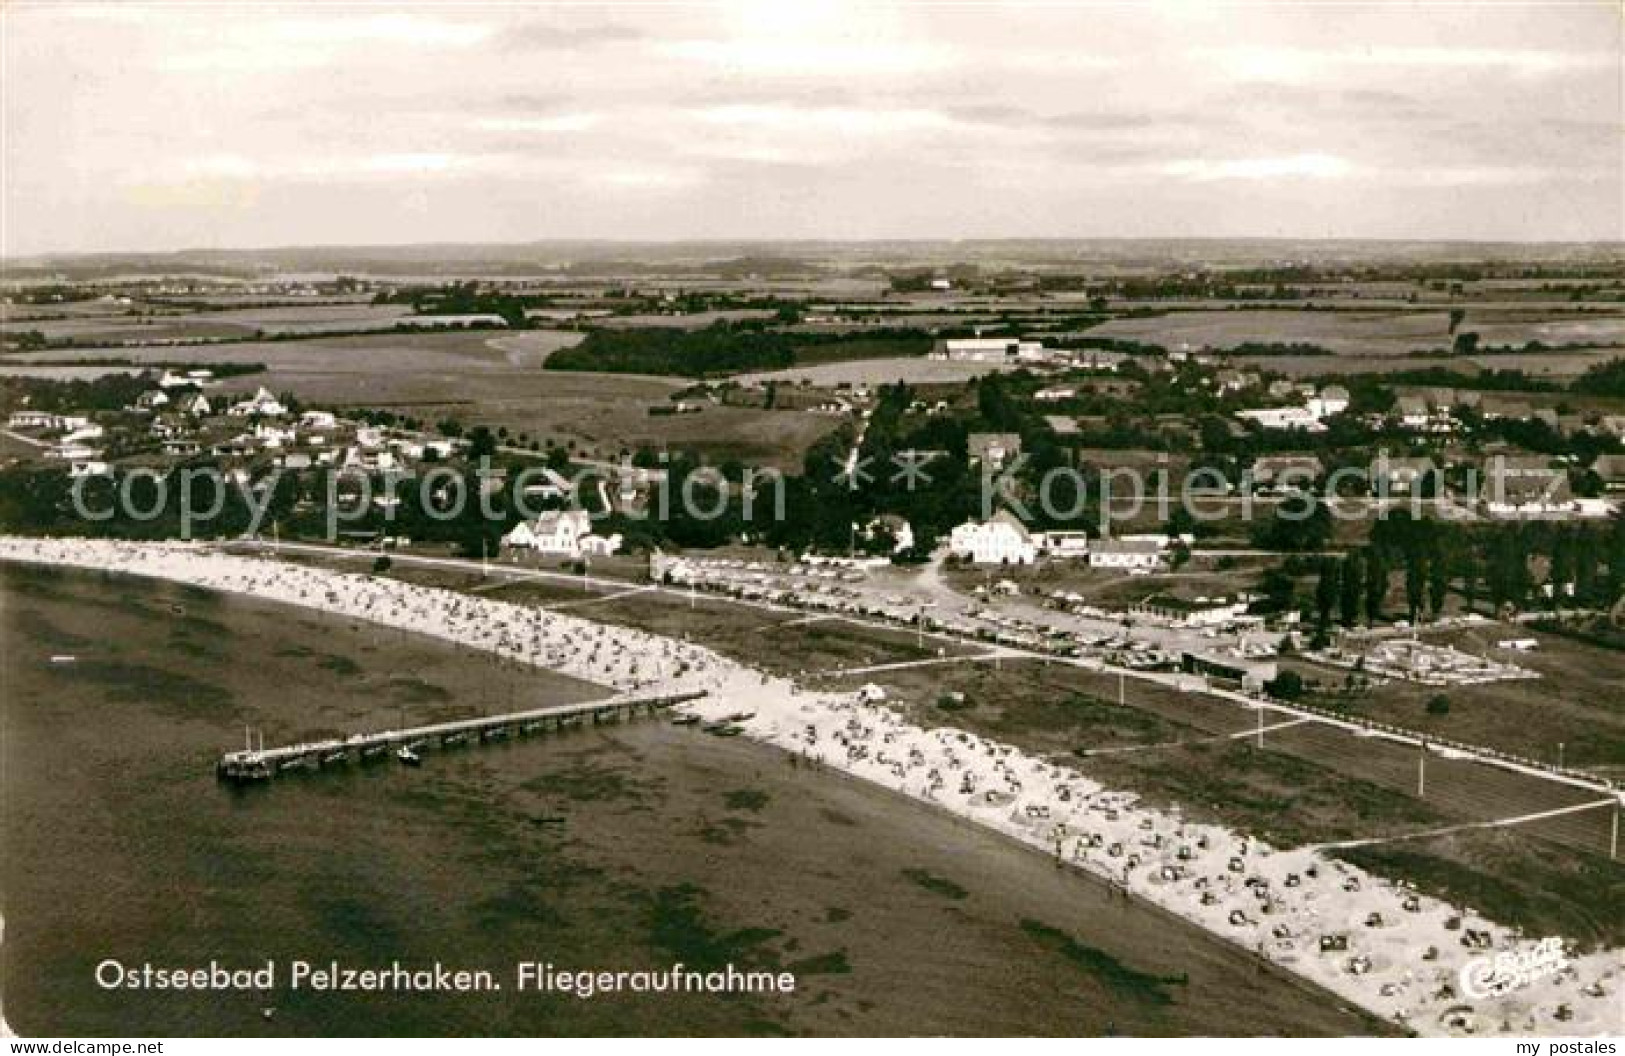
1571;358;1625;398
1378;366;1561;393
746;384;981;556
1222;342;1336;358
1302;513;1625;632
1252;498;1334;553
544;323;932;378
1;372;153;414
2;330;49;352
373;282;537;328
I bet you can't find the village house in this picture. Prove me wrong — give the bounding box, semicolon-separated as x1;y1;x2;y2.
967;432;1023;471
342;444;398;472
1212;369;1260;394
1483;456;1574;518
172;392;212;417
1306;384;1350;419
1132;593;1248;628
62;422;105;445
1393;396;1433;431
1594;415;1625;439
1053;348;1126;372
1587;453;1625;492
935;337;1045;363
948;510;1037;565
862;514;916;554
1235;405;1326;433
7;411;61;430
228;387;287;418
519;467;575;504
253;422;296;449
1370;452;1439;496
503;509;621;558
50;443;101;463
1035;530;1090;558
1181;650;1278;693
1249;454;1324;494
1088;536;1164;571
131;390;170;413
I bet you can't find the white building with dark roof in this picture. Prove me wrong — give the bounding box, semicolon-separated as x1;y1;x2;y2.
949;510;1036;565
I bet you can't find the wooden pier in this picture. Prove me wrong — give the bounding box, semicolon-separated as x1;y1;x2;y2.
216;690;707;782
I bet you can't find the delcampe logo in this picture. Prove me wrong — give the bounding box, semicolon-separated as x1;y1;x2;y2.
1458;937;1568;1001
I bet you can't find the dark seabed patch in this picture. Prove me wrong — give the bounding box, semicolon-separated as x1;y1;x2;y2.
724;787;771;812
57;658;238;715
317;653;363;677
386;676;452;704
1019;919;1187;1007
901;868;969;900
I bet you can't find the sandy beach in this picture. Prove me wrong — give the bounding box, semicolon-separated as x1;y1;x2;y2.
1;536;1618;1038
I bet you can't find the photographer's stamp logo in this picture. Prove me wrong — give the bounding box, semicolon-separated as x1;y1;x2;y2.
1459;937;1568;1000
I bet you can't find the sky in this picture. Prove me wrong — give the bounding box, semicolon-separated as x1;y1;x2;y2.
2;1;1621;255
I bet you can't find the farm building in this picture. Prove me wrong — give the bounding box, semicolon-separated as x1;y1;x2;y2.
1133;594;1248;628
1088;537;1163;570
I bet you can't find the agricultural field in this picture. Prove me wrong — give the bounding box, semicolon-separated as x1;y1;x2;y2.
1088;308;1461;356
404;393;843;469
7;327;576;376
1275;349;1625;380
1085;307;1625;378
0;302;416;343
4;317;845;468
590;309;780;329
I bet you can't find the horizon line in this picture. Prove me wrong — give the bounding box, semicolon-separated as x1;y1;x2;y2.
9;233;1625;266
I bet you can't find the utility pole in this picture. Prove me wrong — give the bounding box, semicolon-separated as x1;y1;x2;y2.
1417;742;1427;799
1610;801;1618;861
1256;705;1264;749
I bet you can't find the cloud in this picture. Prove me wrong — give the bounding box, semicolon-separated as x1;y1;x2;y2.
500;22;644;51
472;114;599;134
1200;45;1613;81
273;14;491;48
598;165;704;191
693;104;953;134
1161;154;1355;181
662;38;950;75
159;13;493;73
150;151;484;185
